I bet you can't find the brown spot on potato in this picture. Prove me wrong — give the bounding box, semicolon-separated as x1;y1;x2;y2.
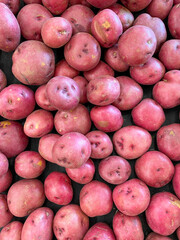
36;15;43;21
82;48;89;54
58;227;65;236
130;144;135;150
117;140;124;150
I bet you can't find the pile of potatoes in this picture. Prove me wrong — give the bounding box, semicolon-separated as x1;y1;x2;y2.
0;0;180;239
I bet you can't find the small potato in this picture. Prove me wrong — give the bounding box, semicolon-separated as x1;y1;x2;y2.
0;170;12;193
53;204;89;240
147;0;173;20
0;194;13;228
7;179;45;217
146;232;173;240
80;180;113;217
0;84;36;120
0;3;20;52
41;17;72;48
21;207;54;240
42;0;68;15
73;76;88;104
0;0;20;14
0;120;29;158
66;159;95;184
0;221;23;240
61;4;95;34
98;156;131;185
64;32;101;71
145;192;180;236
53;132;91;168
44;172;73;205
113;211;144;240
157;123;180;161
0;69;7;92
54;59;79;78
24;109;54;138
15;151;46;179
168;4;180;39
86;130;113;159
86;0;117;8
173;164;180;199
90;105;123;132
0;152;8;177
120;0;152;12
113;125;152;159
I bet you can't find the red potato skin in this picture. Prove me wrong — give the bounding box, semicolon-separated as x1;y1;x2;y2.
135;151;175;188
69;0;91;7
90;105;123;132
61;4;95;35
174;0;180;3
0;152;8;177
0;221;23;240
24;109;54;138
147;0;173;20
120;0;152;12
12;40;55;86
0;194;13;228
66;158;95;184
53;204;89;240
146;232;173;240
157;123;180;161
145;192;180;236
131;98;165;132
0;170;12;193
38;133;60;163
113;211;144;240
86;130;113;159
7;179;45;217
118;25;157;67
98;156;131;185
83;222;116;240
42;0;68;15
113;125;152;159
21;207;54;240
73;76;88;104
0;3;20;52
44;172;73;205
173;164;180;199
54;104;91;135
130;57;166;85
80;180;113;217
0;84;36;120
64;32;101;71
24;0;42;3
0;0;20;14
54;59;79;79
15;151;46;179
168;4;180;39
91;9;123;48
86;0;117;8
53;132;91;169
0;120;29;158
0;69;7;92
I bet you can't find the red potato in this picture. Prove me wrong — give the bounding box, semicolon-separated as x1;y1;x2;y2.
86;130;113;159
108;3;134;31
113;211;144;240
73;76;88;104
120;0;152;12
53;132;91;168
21;207;54;240
17;4;53;40
46;76;80;111
0;152;8;176
87;75;120;106
7;179;45;217
173;164;180;199
69;0;91;7
0;0;20;14
24;0;42;3
0;84;36;120
61;4;95;34
90;105;123;132
83;222;116;240
146;232;173;240
0;170;12;193
130;57;165;85
147;0;173;20
135;151;175;188
24;109;54;138
44;172;73;205
118;25;157;66
157;123;180;161
132;98;165;132
0;120;29;158
0;69;7;92
113;125;152;159
83;60;114;82
64;32;101;71
0;3;20;52
168;4;180;39
54;59;79;78
145;192;180;236
104;44;129;72
0;194;13;228
86;0;117;8
98;156;131;185
38;133;60;163
91;9;123;48
41;17;72;48
174;0;180;3
53;204;89;240
0;221;23;240
12;40;55;85
42;0;68;15
80;180;113;217
15;151;46;179
66;158;95;184
54;104;91;135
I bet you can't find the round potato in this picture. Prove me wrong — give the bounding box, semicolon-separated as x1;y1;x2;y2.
42;0;68;15
120;0;152;12
147;0;173;20
54;59;79;78
73;76;88;104
0;221;23;240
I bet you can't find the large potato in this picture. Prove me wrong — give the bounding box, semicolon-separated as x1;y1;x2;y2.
0;221;23;240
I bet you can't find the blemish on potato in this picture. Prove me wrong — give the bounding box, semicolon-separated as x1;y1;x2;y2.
92;55;96;59
41;62;46;67
98;121;109;127
17;97;21;101
0;121;11;128
37;161;42;167
102;21;111;29
170;199;180;208
169;130;175;136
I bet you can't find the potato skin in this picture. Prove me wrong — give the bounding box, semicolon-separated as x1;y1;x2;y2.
73;76;88;104
42;0;68;15
0;69;7;92
173;164;180;199
0;0;20;14
146;232;173;240
0;221;23;240
0;170;12;193
0;151;8;177
0;194;13;228
120;0;152;12
0;3;20;52
54;59;79;78
21;207;54;240
168;4;180;39
147;0;173;20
